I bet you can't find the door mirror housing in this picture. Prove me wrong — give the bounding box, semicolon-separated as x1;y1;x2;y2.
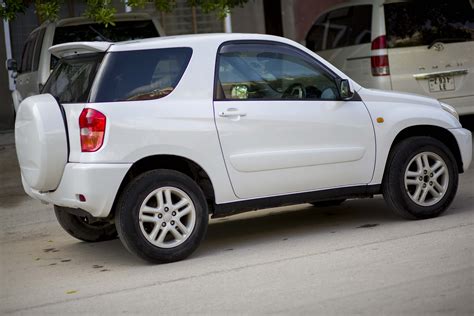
338;79;353;100
6;59;17;72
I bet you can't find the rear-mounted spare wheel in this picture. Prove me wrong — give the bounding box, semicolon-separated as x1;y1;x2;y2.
15;94;68;191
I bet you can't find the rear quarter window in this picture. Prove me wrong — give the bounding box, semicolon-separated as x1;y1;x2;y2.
90;47;192;102
384;0;474;48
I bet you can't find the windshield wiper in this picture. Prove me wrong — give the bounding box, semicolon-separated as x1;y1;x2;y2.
88;25;112;42
427;38;469;49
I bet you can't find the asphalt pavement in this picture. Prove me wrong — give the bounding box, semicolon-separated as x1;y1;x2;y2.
1;131;473;315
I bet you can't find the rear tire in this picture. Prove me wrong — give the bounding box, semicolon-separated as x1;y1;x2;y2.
382;136;458;219
115;169;208;264
54;206;117;242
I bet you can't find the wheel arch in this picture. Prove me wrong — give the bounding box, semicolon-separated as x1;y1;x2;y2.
110;155;216;217
384;125;464;180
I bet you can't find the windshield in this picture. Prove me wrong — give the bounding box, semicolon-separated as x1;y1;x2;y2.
43;53;103;103
384;0;474;48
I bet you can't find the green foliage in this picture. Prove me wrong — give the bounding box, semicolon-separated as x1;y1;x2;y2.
188;0;248;18
153;0;176;12
84;0;116;27
35;0;60;21
1;0;249;24
0;0;27;21
125;0;147;9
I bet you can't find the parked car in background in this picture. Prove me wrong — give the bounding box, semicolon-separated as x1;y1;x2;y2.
305;0;474;116
15;33;472;263
6;13;164;111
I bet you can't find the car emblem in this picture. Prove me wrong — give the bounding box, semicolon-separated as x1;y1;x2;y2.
432;42;444;52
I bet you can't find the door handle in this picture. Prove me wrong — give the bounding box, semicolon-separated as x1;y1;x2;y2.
219;108;247;118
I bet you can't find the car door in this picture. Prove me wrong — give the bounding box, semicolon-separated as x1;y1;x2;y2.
213;41;376;199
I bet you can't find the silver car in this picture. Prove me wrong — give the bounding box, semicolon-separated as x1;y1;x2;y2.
6;13;164;111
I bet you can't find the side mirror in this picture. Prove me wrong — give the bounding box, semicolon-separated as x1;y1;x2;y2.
339;79;353;100
6;59;17;72
231;84;249;99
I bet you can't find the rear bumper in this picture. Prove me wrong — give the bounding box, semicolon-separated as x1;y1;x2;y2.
23;163;131;218
449;128;472;173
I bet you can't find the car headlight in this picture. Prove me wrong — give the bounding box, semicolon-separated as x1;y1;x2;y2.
440;102;459;121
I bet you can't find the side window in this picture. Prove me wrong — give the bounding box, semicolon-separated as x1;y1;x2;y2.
216;43;339;101
90;47;192;102
19;42;29;73
326;8;352;49
325;5;372;50
384;1;473;48
350;6;372;45
32;28;46;71
306;13;327;51
19;34;36;73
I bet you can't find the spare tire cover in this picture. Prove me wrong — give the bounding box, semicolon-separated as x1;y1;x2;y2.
15;94;68;191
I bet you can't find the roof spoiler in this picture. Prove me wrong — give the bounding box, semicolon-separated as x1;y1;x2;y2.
49;42;112;58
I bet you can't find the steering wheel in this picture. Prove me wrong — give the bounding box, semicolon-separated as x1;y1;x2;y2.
282;83;306;99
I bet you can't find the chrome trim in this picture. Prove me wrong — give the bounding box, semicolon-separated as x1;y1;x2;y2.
346;56;371;61
413;69;468;80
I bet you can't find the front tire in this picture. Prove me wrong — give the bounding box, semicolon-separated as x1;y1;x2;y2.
54;206;117;242
383;136;458;219
115;169;209;263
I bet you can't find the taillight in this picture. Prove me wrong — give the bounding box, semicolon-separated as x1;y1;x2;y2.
79;108;106;152
371;35;390;76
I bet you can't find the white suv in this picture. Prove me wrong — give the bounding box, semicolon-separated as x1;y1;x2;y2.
6;13;164;111
305;0;474;115
15;33;472;263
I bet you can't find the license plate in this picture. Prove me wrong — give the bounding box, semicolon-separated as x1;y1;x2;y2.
428;75;455;92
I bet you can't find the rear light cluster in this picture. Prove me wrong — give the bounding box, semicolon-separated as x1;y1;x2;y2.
371;35;390;76
79;108;106;152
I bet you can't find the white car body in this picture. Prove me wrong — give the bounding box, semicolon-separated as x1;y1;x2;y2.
10;13;164;111
14;33;473;262
305;0;474;115
15;33;472;219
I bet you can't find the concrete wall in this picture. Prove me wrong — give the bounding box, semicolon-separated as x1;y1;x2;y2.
231;0;266;34
0;23;15;131
230;0;344;43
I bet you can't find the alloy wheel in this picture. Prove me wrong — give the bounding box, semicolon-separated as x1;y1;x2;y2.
404;152;449;207
138;186;196;248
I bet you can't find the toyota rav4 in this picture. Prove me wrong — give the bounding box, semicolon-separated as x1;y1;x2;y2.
15;34;472;263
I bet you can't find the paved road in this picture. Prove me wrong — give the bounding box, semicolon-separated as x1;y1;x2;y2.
1;137;473;315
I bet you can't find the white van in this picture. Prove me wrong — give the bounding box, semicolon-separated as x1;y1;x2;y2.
305;0;474;115
6;13;164;111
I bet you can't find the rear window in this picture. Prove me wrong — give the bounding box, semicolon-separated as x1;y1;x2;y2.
50;20;159;69
90;47;192;102
385;0;474;48
306;5;372;51
53;20;159;44
43;53;103;103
